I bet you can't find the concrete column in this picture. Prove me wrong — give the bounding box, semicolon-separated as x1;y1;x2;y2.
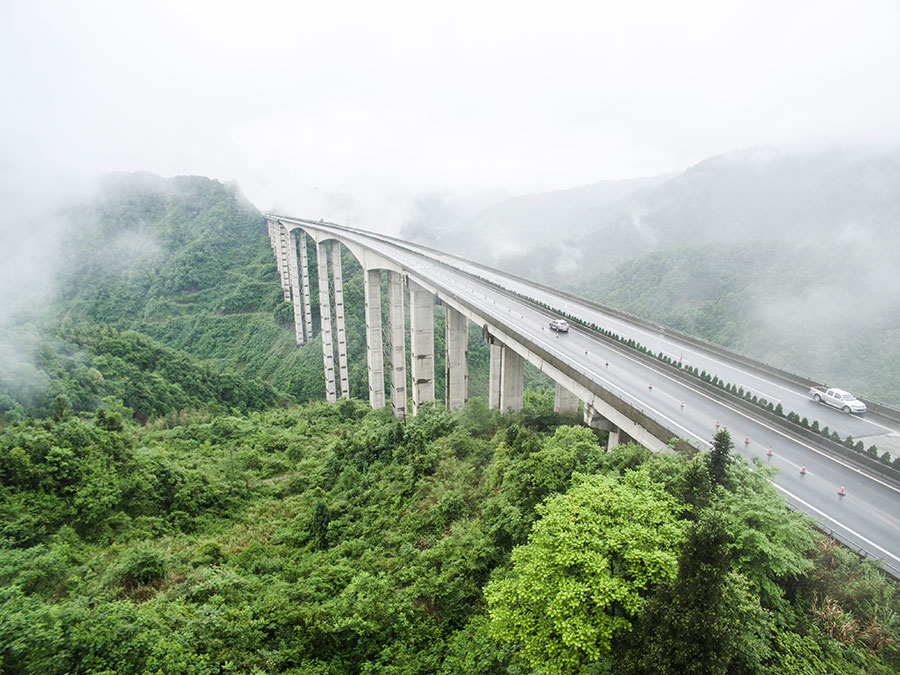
500;347;525;412
408;279;434;414
277;225;291;302
388;271;407;419
285;229;305;345
316;241;336;402
488;341;503;409
267;220;277;254
330;241;349;399
445;306;468;411
364;268;385;409
608;426;620;449
554;383;579;415
297;230;314;341
584;403;614;431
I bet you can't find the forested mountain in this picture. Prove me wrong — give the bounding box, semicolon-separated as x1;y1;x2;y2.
404;147;900;405
0;173;325;421
1;170;899;674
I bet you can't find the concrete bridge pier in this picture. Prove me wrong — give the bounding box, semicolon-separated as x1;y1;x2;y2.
409;279;435;414
330;241;349;399
285;230;305;345
445;306;468;411
364;268;385;409
315;241;337;402
584;402;633;448
388;271;407;419
488;340;524;412
277;224;292;302
298;230;314;341
267;220;277;255
554;383;579;415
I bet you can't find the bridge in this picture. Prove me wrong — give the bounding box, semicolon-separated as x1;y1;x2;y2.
265;214;900;575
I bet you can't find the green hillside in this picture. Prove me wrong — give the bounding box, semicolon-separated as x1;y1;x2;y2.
576;242;900;406
2;397;898;673
1;172;898;674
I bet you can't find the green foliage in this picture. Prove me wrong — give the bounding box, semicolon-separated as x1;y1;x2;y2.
708;427;734;487
0;402;897;673
485;470;686;673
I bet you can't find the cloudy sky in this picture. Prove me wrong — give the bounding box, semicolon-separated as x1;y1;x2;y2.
2;0;899;228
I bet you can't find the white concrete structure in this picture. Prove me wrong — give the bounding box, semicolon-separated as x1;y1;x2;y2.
409;279;435;414
388;271;408;419
285;229;305;345
554;383;579;415
315;241;337;402
445;306;468;411
330;241;349;399
298;230;314;343
364;268;386;409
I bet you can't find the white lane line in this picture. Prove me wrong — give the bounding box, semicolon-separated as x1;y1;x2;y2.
751;441;811;474
608;343;900;496
774;483;900;565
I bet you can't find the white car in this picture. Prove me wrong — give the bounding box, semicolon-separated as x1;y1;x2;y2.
809;386;867;414
549;319;569;333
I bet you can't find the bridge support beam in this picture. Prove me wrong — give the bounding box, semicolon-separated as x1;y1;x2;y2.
364;268;385;409
286;230;305;345
331;241;349;398
554;383;579;415
277;224;291;302
267;220;277;255
501;348;524;412
409;279;434;414
445;306;468;411
298;230;314;341
388;271;407;419
316;241;337;402
488;342;503;409
488;341;524;412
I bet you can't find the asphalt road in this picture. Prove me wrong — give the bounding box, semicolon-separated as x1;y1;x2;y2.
275;217;900;576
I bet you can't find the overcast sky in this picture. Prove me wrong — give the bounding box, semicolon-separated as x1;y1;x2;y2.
2;0;899;229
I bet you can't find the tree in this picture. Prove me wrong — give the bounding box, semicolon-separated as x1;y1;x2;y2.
485;471;685;674
708;428;733;488
625;510;739;675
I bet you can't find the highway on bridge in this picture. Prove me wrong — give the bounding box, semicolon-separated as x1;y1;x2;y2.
276;217;900;576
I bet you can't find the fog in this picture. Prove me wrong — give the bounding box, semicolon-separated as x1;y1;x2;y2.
2;1;900;405
2;1;900;231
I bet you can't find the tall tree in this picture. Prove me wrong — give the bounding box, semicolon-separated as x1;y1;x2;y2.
708;428;734;488
485;470;685;674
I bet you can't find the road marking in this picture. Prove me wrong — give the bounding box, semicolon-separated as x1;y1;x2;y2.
774;483;900;565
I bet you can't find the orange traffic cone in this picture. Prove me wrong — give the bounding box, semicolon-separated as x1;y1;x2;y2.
767;446;773;457
800;465;806;475
716;421;720;429
838;485;846;496
744;436;750;445
648;383;653;390
680;401;684;409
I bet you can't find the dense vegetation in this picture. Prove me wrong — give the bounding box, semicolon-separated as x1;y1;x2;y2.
1;171;898;673
1;395;898;673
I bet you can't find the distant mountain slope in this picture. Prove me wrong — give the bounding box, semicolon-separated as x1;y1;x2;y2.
0;173;338;419
403;174;671;275
413;147;900;289
578;241;900;406
574;147;900;274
